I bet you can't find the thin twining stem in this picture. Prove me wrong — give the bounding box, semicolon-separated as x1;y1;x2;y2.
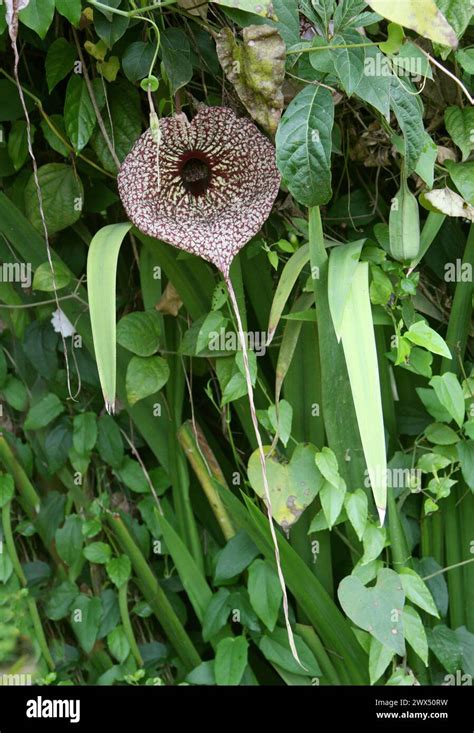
88;0;177;17
225;273;304;669
133;15;161;80
286;37;473;107
121;429;163;511
287;41;379;55
423;557;474;582
8;14;77;402
0;293;88;309
72;27;121;171
415;45;474;106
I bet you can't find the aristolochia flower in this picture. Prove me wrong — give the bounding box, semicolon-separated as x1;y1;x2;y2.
117;106;280;276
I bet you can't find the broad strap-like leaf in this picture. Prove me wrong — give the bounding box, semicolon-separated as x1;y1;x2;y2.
87;222;132;412
267;243;310;342
328;239;365;341
338;262;387;524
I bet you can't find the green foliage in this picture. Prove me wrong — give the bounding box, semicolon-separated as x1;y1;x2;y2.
46;39;77;93
25;164;83;234
116;312;161;357
276;85;334;207
445;106;474;161
64;76;97;152
215;636;249;685
247;559;282;631
338;568;406;654
19;0;55;39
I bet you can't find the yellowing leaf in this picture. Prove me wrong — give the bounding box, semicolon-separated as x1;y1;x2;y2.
97;56;120;83
247;443;323;530
84;39;108;61
368;0;458;48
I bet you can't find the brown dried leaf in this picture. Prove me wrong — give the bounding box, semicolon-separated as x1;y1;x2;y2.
216;25;285;135
6;0;30;42
156;282;183;316
436;146;457;164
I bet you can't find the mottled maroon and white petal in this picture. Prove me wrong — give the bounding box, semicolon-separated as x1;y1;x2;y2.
117;107;281;275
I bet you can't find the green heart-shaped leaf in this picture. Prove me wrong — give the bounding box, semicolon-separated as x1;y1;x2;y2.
338;568;406;654
247;443;322;530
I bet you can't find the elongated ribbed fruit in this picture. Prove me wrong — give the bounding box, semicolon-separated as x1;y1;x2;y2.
389;179;420;263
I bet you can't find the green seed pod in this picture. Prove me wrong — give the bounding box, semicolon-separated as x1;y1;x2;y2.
389;179;420;263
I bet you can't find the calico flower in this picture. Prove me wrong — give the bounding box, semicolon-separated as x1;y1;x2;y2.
117;106;280;276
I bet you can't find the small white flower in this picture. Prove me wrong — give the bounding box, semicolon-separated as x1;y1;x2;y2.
51;309;75;337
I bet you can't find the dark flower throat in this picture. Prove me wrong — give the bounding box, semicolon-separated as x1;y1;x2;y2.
180;154;211;195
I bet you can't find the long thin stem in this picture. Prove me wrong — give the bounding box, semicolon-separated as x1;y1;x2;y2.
296;623;341;685
88;0;176;16
286;41;378;55
118;582;144;667
8;20;76;401
134;16;160;79
422;557;474;582
440;224;474;630
441;224;474;376
0;437;67;579
72;28;121;171
0;437;40;512
416;46;474;106
177;420;235;541
225;273;303;668
387;490;412;570
106;512;201;671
